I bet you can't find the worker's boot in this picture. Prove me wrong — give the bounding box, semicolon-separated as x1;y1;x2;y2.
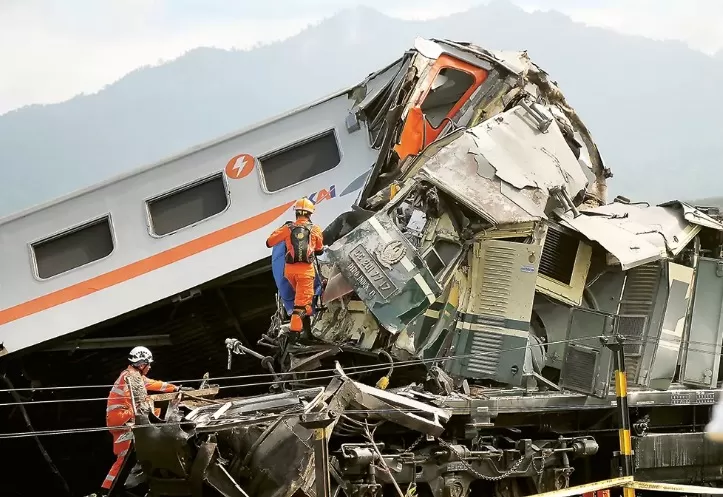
300;314;313;341
285;331;301;345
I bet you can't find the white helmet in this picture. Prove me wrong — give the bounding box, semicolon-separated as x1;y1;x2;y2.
128;346;154;365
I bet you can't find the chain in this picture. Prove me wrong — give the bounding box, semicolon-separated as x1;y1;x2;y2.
534;451;548;475
535;450;549;489
406;434;426;453
436;438;527;482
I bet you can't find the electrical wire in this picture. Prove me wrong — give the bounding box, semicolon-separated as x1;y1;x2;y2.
0;332;721;411
0;386;716;438
3;331;723;396
0;334;628;407
0;392;716;440
0;336;721;407
0;405;613;440
0;361;405;393
0;411;395;440
0;363;399;407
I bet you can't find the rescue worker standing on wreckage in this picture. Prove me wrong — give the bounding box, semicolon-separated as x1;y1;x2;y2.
266;198;325;339
101;346;180;492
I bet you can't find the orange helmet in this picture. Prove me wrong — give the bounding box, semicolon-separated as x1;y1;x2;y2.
294;198;315;215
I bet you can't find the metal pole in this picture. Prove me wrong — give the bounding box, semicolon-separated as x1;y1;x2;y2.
607;335;635;497
299;412;336;497
313;427;332;497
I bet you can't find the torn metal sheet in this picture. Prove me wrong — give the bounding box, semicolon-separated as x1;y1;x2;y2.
131;417;198;495
417;133;543;225
468;104;588;196
416;104;587;226
289;347;342;372
557;201;723;270
413;37;445;61
352;56;411;111
228;416;315;497
320;267;354;303
351;380;451;436
187;388;322;425
658;200;723;230
422;38;608;201
310;299;381;347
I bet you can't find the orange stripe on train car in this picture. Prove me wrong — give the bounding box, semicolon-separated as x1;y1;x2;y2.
0;201;294;327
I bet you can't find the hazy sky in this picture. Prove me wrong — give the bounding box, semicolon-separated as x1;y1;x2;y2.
2;0;721;115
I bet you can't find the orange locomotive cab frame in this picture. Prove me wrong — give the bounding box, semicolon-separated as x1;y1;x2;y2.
395;54;489;161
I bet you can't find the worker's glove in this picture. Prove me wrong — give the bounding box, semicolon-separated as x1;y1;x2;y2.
315;245;330;259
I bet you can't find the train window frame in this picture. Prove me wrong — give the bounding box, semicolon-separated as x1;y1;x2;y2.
419;66;477;129
422;237;463;281
257;129;342;194
30;214;116;281
145;172;231;238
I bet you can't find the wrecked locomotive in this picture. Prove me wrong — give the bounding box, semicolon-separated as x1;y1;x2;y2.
117;40;723;497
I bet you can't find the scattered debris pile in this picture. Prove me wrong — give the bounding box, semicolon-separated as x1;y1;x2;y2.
129;368;599;497
115;38;723;497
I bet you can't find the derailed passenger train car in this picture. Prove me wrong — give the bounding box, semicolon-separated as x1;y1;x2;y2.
121;39;723;497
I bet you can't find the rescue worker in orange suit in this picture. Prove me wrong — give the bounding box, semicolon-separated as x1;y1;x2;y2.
101;346;182;492
266;198;325;338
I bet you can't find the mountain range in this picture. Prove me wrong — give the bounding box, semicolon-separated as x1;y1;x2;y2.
1;0;721;218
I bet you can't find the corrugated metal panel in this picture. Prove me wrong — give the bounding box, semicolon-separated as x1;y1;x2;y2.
560;344;598;395
618;262;661;377
467;333;502;377
539;227;577;285
617;315;649;357
559;306;616;398
619;263;661;316
473;242;515;317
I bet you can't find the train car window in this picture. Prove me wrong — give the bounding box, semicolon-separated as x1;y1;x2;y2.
420;68;476;128
259;130;341;192
147;173;229;236
33;216;114;279
424;239;462;278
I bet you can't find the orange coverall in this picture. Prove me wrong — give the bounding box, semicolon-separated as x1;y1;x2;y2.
266;216;324;332
101;366;177;490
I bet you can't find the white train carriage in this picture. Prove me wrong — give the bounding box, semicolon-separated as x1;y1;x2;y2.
0;59;411;356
